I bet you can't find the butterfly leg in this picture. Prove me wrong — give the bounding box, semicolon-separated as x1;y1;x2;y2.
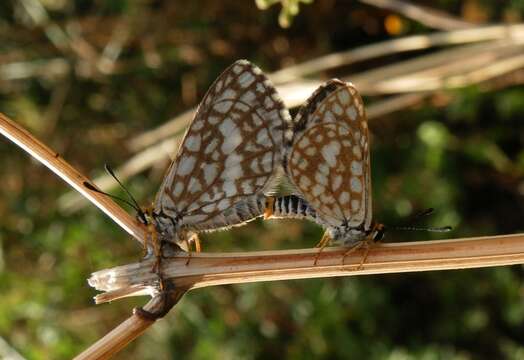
356;242;371;271
139;207;154;259
142;220;168;292
184;233;201;266
313;231;331;265
142;228;149;258
193;233;202;252
263;196;275;219
341;240;373;270
184;238;192;266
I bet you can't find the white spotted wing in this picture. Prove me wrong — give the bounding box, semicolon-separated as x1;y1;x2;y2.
154;60;291;236
286;80;372;232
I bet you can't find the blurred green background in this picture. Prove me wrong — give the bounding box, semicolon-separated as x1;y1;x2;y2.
1;0;524;359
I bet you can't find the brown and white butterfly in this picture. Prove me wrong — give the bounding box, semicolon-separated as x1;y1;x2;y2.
265;80;384;263
147;60;292;257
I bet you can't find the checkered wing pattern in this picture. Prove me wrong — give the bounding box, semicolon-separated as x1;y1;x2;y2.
286;80;372;231
155;60;291;232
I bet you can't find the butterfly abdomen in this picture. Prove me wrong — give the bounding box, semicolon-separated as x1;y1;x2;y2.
271;195;318;221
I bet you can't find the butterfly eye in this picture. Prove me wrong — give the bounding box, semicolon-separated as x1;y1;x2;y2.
372;224;386;242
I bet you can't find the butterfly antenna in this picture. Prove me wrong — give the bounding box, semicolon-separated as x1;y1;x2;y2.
391;225;452;233
411;207;434;220
104;164;148;224
104;164;143;209
390;208;452;234
82;164;147;224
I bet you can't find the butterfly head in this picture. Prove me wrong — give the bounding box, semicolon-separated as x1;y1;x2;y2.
134;205;153;227
368;221;386;242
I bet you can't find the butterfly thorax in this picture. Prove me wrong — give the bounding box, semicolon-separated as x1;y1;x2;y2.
329;221;385;246
151;211;185;246
328;225;367;246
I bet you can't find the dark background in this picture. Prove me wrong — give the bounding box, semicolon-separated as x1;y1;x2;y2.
0;1;523;358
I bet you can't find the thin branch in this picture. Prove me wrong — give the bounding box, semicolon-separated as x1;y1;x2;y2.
0;112;146;247
269;24;524;84
352;39;524;94
359;0;476;30
128;25;524;150
59;137;180;213
0;112;161;358
0;58;70;81
90;233;524;304
73;290;187;360
96;18;132;75
127;25;522;151
128;109;193;152
0;336;25;360
3;107;524;359
19;0;100;65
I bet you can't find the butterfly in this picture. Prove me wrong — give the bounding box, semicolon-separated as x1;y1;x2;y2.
145;60;292;261
265;79;384;265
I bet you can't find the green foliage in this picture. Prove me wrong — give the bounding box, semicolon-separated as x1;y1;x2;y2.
255;0;313;28
1;1;524;359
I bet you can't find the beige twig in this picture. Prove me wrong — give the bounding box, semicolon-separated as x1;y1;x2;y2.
128;25;524;152
0;58;70;81
359;0;476;30
2;109;524;359
84;231;524;358
0;336;26;360
89;233;524;304
97;18;132;75
269;24;524;84
127;110;193;152
0;112;146;247
352;39;524;94
130;25;524;150
0;112;160;358
59;136;180;213
73;290;187;360
19;0;100;67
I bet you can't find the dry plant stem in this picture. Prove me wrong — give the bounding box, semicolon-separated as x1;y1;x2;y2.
269;24;524;84
90;233;524;303
354;40;524;94
128;109;193;151
0;112;167;358
0;112;146;247
359;0;475;30
130;24;524;151
74;290;186;360
59;136;180;213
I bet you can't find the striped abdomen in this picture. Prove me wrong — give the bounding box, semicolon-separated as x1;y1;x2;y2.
269;195;318;222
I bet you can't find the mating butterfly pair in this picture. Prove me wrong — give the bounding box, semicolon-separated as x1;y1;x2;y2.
148;60;381;263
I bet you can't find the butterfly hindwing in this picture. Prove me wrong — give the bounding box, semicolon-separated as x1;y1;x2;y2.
286;81;372;230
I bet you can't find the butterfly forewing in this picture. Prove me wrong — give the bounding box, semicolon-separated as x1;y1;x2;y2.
155;60;291;232
287;82;372;231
